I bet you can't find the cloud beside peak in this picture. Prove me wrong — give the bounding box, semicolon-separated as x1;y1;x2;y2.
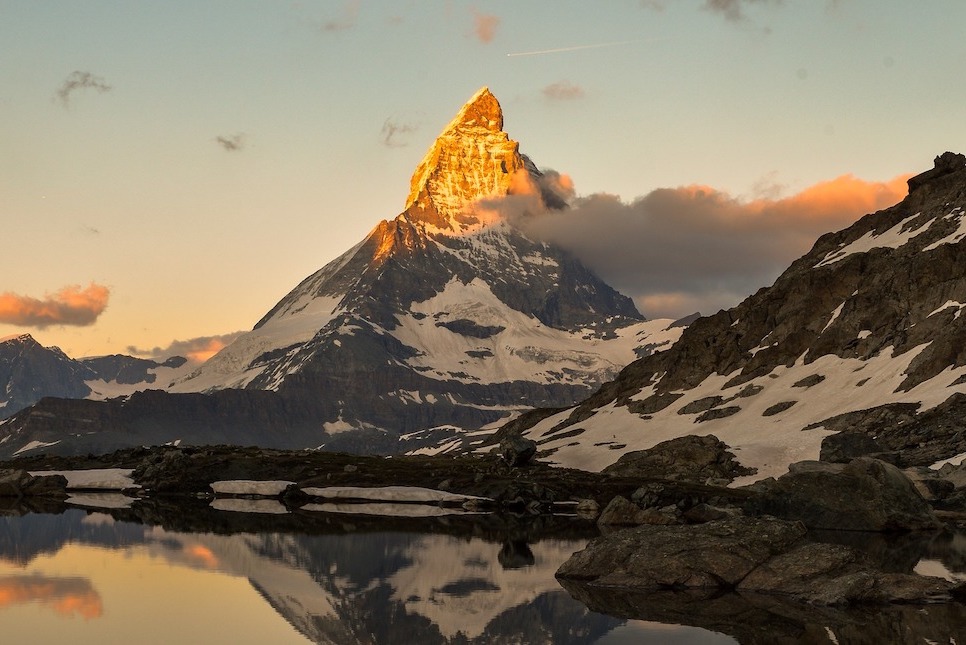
55;71;112;107
518;173;910;319
0;283;110;328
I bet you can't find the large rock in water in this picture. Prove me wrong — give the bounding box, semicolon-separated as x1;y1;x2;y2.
601;434;755;484
556;516;958;605
743;457;940;531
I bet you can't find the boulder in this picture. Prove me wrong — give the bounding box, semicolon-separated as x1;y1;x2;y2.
498;433;537;467
819;431;885;463
743;457;941;531
0;469;68;498
601;434;755;483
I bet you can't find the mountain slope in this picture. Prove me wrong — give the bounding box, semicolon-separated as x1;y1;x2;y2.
504;152;966;481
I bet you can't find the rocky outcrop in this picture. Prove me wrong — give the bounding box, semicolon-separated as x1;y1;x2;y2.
0;469;67;499
498;433;537;467
601;434;755;484
556;515;959;605
743;457;941;531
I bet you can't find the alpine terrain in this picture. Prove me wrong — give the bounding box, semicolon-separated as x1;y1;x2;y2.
0;333;189;420
0;88;681;458
502;152;966;482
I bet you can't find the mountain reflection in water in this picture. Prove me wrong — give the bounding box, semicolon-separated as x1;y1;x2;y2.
0;503;964;643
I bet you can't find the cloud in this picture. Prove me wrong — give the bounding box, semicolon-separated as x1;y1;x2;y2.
0;284;110;328
127;331;245;365
470;7;500;43
55;71;112;107
214;133;245;152
702;0;781;22
321;0;360;32
0;575;102;620
542;81;585;101
515;173;909;319
381;118;419;148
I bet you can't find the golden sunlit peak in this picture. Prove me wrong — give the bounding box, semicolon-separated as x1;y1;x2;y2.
404;87;525;227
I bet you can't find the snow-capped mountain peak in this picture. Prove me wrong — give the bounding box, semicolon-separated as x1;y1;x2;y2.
404;86;532;233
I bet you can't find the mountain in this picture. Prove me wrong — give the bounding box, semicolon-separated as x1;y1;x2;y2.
0;334;95;418
502;152;966;481
0;333;189;421
0;87;681;458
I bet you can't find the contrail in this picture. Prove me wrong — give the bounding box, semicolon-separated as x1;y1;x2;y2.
506;40;638;58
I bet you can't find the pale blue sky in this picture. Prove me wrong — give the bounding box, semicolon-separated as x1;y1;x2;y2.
2;1;964;358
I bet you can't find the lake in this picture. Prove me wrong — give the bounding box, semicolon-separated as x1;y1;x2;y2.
1;501;964;643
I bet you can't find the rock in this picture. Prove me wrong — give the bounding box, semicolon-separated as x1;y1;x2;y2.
0;469;67;498
907;151;966;193
820;431;885;463
602;434;755;483
676;396;723;415
792;374;825;388
575;498;600;519
499;433;537;467
743;457;941;531
597;495;679;526
556;515;960;606
903;467;955;501
557;516;806;589
761;401;796;416
696;406;740;422
343;464;358;473
682;503;736;524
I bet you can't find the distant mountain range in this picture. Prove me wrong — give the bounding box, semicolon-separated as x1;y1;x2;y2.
0;333;188;420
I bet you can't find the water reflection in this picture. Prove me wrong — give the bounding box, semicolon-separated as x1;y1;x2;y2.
1;503;964;643
0;507;733;644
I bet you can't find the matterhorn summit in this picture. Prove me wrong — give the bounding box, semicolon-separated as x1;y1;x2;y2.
159;87;679;453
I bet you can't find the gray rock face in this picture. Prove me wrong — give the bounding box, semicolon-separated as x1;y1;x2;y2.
0;334;95;419
601;434;755;484
743;457;941;531
556;515;958;605
0;469;67;499
819;431;886;463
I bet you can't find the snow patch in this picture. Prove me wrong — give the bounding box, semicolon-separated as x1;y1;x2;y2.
211;498;290;514
29;468;137;490
815;214;932;267
300;485;490;503
210;480;294;496
13;440;61;456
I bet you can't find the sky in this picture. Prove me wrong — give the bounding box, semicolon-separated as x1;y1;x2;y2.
2;1;965;361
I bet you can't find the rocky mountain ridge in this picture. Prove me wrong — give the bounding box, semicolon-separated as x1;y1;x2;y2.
0;334;189;421
502;152;966;480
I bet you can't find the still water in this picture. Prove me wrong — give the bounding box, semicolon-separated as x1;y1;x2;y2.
2;501;966;644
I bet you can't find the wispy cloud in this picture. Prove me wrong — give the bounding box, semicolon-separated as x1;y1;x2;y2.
55;71;112;107
470;7;500;43
0;283;110;328
321;0;360;32
381;118;419;148
703;0;781;22
542;81;585;101
127;331;245;365
214;133;245;152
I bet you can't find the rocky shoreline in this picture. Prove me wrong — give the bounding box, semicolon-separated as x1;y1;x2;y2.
5;434;966;620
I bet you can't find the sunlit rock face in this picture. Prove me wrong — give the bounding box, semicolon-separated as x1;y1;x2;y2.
405;87;528;230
